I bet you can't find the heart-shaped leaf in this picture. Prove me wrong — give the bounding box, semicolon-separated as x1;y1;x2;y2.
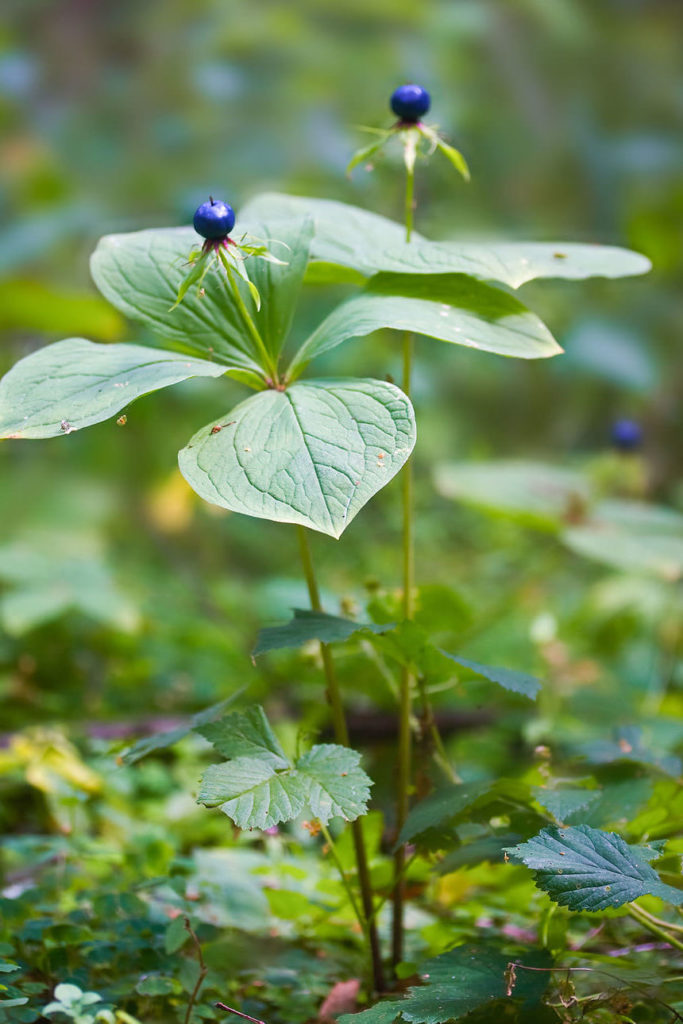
178;378;416;538
288;275;561;377
242;193;651;287
0;338;228;439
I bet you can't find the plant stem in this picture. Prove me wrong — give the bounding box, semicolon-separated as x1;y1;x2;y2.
319;821;366;936
296;525;385;993
416;675;461;784
391;155;417;969
392;332;415;969
632;905;683;934
183;917;208;1024
629;904;683;952
217;248;278;382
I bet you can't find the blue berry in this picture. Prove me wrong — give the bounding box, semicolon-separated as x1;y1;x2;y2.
193;198;235;240
390;84;431;123
611;418;642;451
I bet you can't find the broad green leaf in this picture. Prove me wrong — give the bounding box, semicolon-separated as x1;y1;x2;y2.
0;338;229;439
441;652;541;699
434;460;589;531
563;499;683;582
532;787;601;824
195;706;289;769
398;779;531;846
288;275;561;377
178;378;416;538
120;693;244;765
242;193;650;287
90;219;310;375
506;825;683;911
198;757;309;830
339;945;551;1024
296;744;372;823
254;609;388;656
578;725;682;777
164;916;190;955
578;778;654;830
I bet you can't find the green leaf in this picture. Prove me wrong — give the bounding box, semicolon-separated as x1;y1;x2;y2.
120;693;244;765
339;946;551;1024
90;227;261;374
135;975;181;997
254;609;388;656
531;787;601;824
296;744;372;823
0;338;229;439
195;706;289;769
178;378;416;538
164;917;190;956
241;193;650;287
433;460;589;531
441;653;541;699
506;825;683;911
198;757;309;830
438;833;522;873
288;275;561;377
90;220;311;376
398;779;531;846
563;499;683;582
346;135;391;175
435;138;471;181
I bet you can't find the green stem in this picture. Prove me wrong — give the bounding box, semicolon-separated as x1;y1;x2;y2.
392;332;415;969
633;904;683;934
416;674;461;784
217;248;278;382
296;525;385;993
629;903;683;952
319;821;366;938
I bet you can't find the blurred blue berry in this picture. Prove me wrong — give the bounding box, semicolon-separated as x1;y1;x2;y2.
390;84;431;123
611;418;642;451
193;198;235;240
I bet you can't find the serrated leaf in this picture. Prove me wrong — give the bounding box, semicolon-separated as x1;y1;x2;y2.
296;744;372;823
241;193;650;287
253;609;388;656
195;706;288;768
178;378;416;538
440;653;541;699
288;275;561;378
198;757;308;830
532;787;601;823
506;824;683;911
120;693;244;765
339;946;551;1024
0;338;229;439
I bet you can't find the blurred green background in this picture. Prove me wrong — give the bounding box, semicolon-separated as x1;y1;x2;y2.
0;0;681;749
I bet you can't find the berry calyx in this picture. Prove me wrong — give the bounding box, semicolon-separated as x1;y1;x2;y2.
611;418;642;452
390;84;431;123
193;197;236;240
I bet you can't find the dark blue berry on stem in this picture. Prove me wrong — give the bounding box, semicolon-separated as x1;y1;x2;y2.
611;418;642;451
193;198;236;240
390;84;431;123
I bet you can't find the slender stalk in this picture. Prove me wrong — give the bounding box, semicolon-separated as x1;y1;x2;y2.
632;905;683;934
416;674;461;784
296;525;385;993
183;918;208;1024
629;904;683;952
319;821;366;935
217;248;278;382
404;155;415;243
